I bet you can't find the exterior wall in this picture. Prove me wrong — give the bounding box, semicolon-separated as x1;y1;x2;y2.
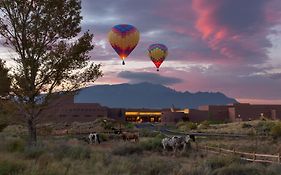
107;108;125;121
41;95;108;123
188;109;209;122
197;104;281;122
198;105;209;111
228;107;236;121
231;104;281;121
161;112;186;124
276;110;281;120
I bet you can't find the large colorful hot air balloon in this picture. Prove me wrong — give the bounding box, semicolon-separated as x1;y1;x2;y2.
108;24;140;65
148;44;168;71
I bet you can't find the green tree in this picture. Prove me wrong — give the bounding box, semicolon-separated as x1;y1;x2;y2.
0;0;102;145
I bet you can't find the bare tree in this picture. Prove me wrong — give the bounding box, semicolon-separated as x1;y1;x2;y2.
0;0;102;145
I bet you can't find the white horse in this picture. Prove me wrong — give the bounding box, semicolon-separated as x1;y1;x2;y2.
88;133;101;144
162;135;194;154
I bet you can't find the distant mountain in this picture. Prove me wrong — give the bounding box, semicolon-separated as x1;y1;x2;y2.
74;83;238;109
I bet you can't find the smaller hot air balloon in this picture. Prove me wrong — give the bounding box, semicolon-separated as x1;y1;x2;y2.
148;44;168;71
108;24;140;65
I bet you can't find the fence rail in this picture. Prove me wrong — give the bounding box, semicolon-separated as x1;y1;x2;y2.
199;145;281;164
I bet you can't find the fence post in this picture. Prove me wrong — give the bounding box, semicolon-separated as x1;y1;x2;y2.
233;148;236;155
253;152;256;162
278;153;280;164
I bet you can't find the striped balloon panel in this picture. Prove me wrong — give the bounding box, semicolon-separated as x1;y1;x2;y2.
148;44;168;68
108;24;140;60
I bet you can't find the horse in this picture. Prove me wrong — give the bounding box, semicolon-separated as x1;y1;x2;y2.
121;131;139;142
88;132;101;144
162;135;195;154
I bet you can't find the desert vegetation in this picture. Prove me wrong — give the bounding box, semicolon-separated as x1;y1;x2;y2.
1;118;281;175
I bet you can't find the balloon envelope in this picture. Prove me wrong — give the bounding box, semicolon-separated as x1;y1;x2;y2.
148;44;168;71
108;24;140;65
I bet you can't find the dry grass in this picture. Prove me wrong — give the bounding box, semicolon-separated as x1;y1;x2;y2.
0;133;280;175
1;119;281;174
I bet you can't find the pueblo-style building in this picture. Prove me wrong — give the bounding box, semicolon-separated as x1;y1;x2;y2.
40;94;281;124
188;103;281;122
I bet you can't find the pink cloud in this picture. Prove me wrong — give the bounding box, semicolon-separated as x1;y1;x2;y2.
192;0;279;64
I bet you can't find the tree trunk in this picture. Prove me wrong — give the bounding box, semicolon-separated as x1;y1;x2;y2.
27;118;37;146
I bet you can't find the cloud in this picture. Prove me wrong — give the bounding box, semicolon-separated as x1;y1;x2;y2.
192;0;281;64
117;71;183;85
267;73;281;80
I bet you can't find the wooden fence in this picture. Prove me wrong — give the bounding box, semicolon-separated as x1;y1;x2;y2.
198;145;280;164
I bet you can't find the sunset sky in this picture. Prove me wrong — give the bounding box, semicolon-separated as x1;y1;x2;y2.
2;0;281;104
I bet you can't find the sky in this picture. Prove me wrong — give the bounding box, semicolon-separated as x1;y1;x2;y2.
2;0;281;104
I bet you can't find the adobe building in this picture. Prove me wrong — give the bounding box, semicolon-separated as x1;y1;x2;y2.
228;103;281;121
124;109;162;123
38;93;281;124
188;103;281;122
41;94;108;123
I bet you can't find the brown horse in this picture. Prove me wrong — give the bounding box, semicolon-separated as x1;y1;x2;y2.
121;132;139;142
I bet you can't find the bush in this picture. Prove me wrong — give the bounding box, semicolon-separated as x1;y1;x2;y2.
139;137;163;152
270;122;281;139
198;121;210;129
125;123;135;129
187;122;198;130
98;133;109;141
112;143;143;156
139;129;158;137
0;160;25;175
242;123;253;128
255;121;275;135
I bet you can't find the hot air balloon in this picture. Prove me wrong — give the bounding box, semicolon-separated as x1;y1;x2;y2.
148;44;168;71
108;24;140;65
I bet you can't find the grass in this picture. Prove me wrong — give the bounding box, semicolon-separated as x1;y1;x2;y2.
1;121;281;174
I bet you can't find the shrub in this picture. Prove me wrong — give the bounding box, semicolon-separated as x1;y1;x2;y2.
139;129;158;137
187;122;198;130
255;121;275;135
198;121;210;129
0;160;25;175
176;121;186;128
242;123;253;128
112;143;143;156
98;133;109;141
270;122;281;139
139;137;162;152
125;123;135;129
